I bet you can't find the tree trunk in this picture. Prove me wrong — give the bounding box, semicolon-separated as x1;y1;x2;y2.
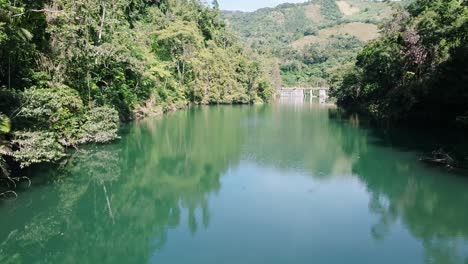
98;1;106;42
102;183;115;223
8;54;11;89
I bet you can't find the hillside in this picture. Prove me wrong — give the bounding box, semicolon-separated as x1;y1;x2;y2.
331;0;468;126
0;0;275;173
222;0;401;87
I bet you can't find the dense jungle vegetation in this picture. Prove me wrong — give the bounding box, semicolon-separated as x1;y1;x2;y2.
0;0;274;184
222;0;406;87
330;0;468;126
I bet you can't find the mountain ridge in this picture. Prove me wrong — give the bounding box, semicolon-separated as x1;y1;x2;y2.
222;0;404;86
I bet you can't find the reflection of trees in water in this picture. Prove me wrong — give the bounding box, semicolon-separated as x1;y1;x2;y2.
242;103;363;177
0;106;250;263
1;105;468;263
368;193;397;241
332;111;468;264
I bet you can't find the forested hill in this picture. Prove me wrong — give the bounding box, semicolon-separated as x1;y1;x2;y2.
0;0;274;177
331;0;468;126
222;0;405;87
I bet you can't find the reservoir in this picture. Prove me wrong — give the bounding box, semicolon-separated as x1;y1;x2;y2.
1;100;468;264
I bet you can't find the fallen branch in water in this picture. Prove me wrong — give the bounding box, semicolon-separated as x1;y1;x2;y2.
0;190;17;201
420;150;453;166
102;183;115;224
0;175;31;199
420;149;468;171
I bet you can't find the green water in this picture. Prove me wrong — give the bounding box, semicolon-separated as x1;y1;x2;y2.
1;101;468;264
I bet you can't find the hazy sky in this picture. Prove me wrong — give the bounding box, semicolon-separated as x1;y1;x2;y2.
218;0;307;12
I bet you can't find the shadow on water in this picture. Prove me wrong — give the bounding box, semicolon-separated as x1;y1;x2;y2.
329;109;468;174
0;102;467;263
328;107;468;264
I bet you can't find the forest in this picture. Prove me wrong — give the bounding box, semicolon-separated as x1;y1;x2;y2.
1;0;468;262
0;0;274;183
331;0;468;126
222;0;405;86
1;0;467;190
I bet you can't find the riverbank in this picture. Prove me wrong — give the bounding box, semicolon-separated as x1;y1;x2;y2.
330;108;468;174
0;98;267;198
0;0;275;187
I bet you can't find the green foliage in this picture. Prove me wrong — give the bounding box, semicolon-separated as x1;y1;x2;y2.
0;113;10;177
0;0;47;90
0;0;273;170
222;0;396;87
20;86;84;130
0;113;9;134
17;85;119;149
14;86;119;166
153;20;204;61
80;107;120;144
329;64;362;105
280;35;364;86
187;41;273;104
148;2;273;105
319;0;343;22
332;0;468;124
11;131;66;168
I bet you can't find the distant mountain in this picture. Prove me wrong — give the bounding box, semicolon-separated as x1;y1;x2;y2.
222;0;404;86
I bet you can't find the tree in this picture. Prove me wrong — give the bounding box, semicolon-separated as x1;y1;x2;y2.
332;0;468;125
212;0;219;10
0;0;274;173
0;113;10;178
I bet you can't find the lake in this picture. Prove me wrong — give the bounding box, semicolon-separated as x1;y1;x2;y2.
1;100;468;264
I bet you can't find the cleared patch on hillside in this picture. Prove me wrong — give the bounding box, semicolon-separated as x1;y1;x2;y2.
336;1;360;16
321;22;379;41
342;0;395;22
304;4;322;23
291;22;379;49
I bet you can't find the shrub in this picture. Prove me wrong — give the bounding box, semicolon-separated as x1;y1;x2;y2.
12;131;66;168
79;107;120;144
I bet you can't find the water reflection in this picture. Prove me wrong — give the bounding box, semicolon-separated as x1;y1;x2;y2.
330;109;468;264
0;102;467;263
0;106;250;263
242;100;361;178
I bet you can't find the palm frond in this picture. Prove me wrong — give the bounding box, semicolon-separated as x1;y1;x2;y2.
18;27;33;41
0;114;10;134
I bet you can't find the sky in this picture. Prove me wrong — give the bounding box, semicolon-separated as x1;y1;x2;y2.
218;0;307;12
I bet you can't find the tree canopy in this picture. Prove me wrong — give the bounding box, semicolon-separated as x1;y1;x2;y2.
0;0;274;179
331;0;468;126
222;0;400;87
